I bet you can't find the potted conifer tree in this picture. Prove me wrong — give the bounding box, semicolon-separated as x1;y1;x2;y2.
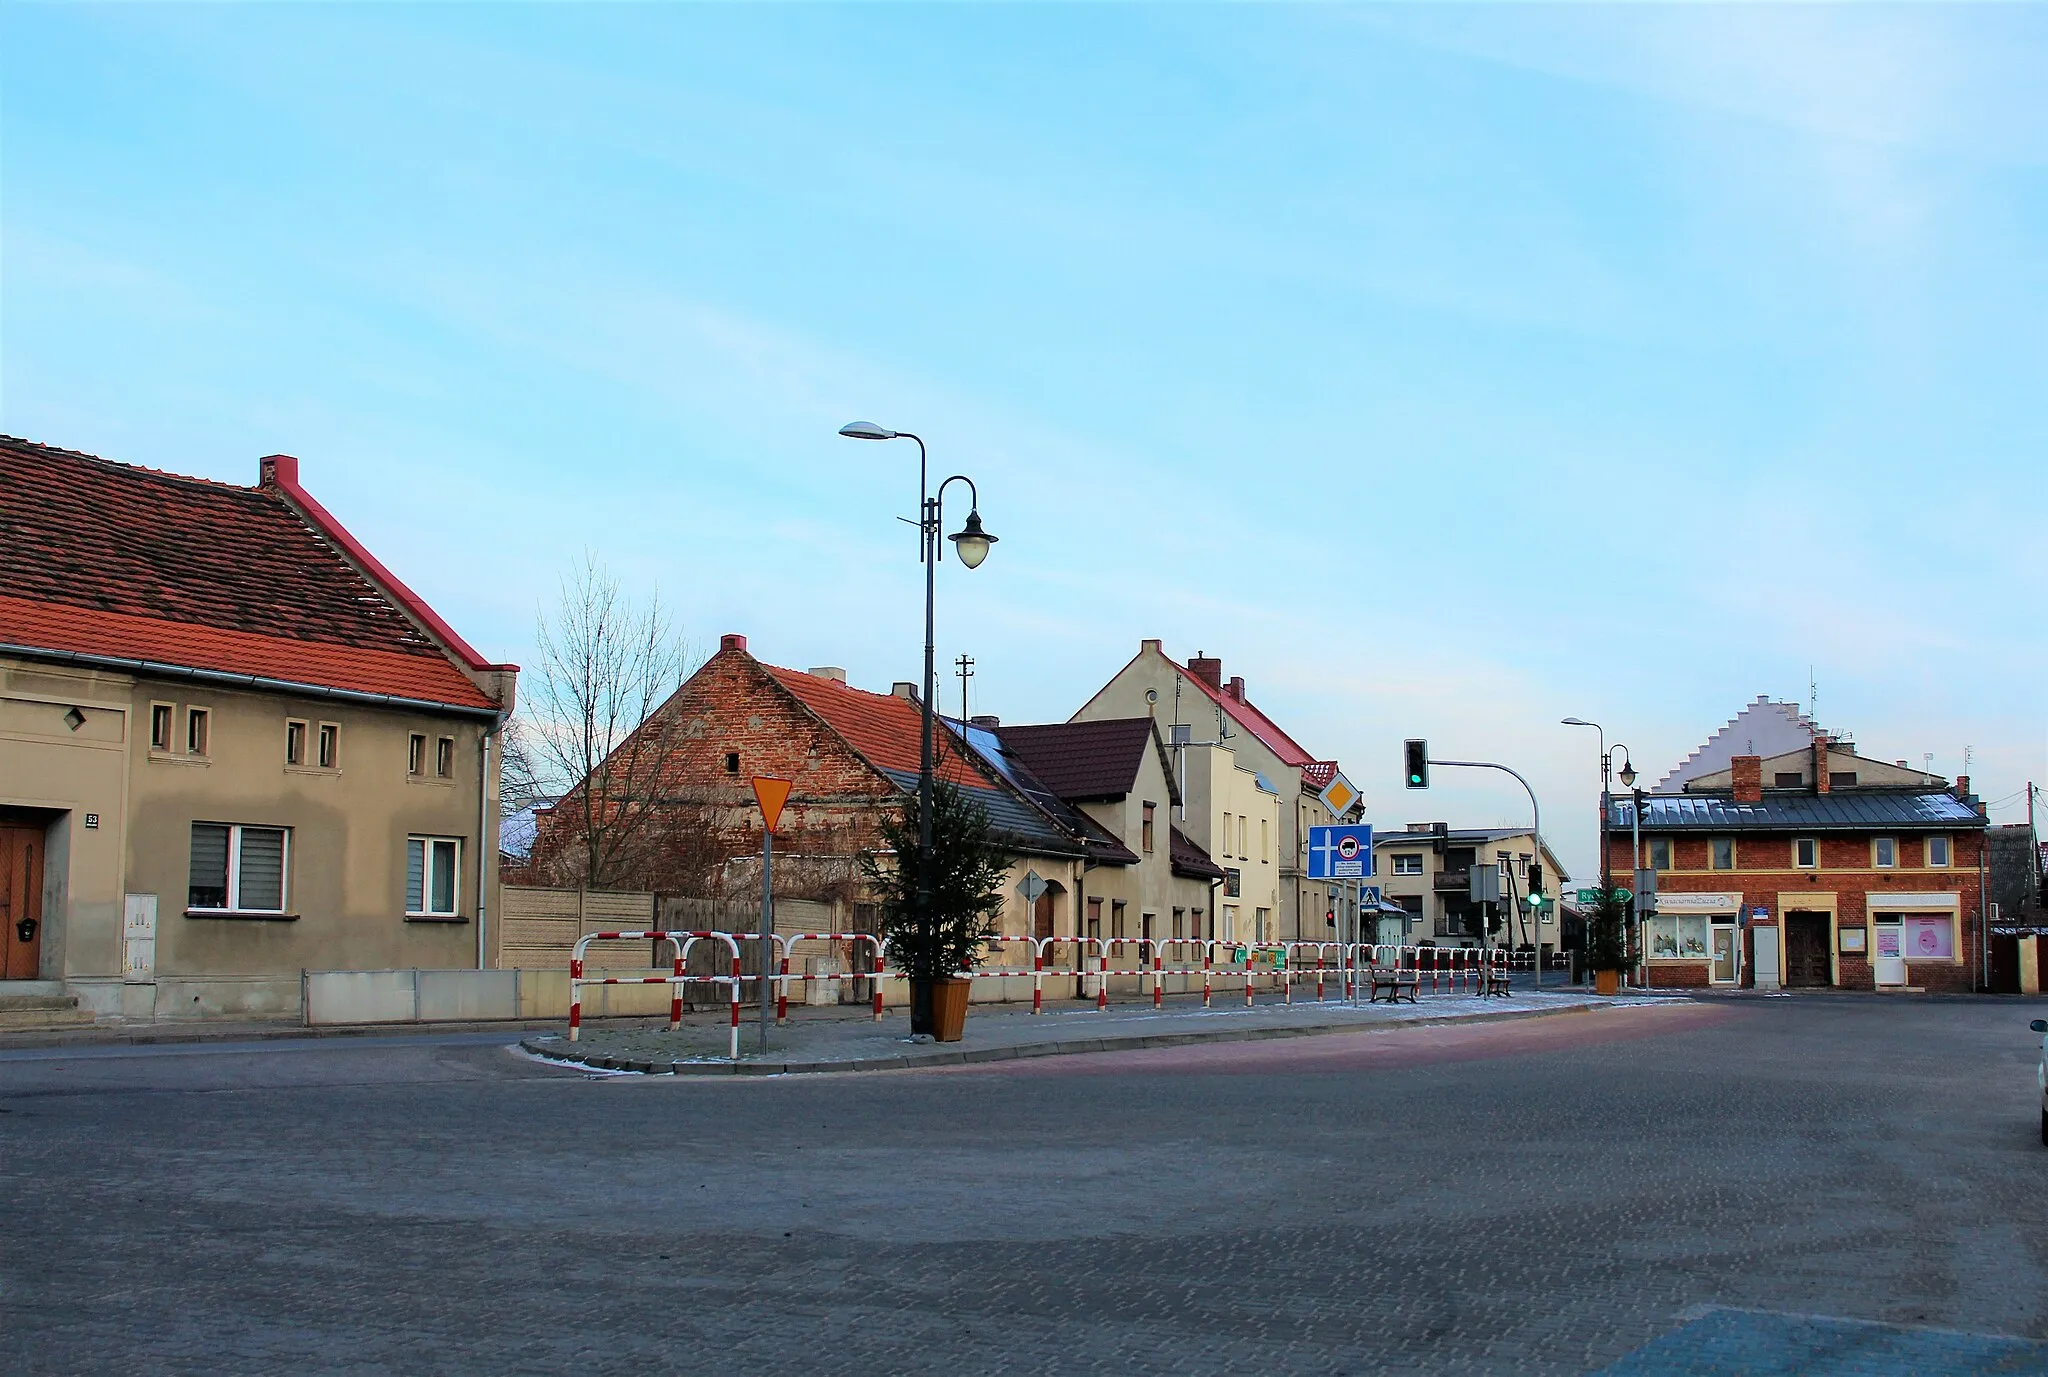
1586;885;1630;996
860;780;1008;1041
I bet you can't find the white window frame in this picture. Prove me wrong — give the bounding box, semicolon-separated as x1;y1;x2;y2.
317;722;340;770
408;733;427;776
188;823;291;914
1794;838;1818;869
186;706;211;757
149;702;175;752
1873;837;1897;869
1392;854;1424;876
435;735;455;779
285;718;308;766
1925;835;1951;868
407;835;464;918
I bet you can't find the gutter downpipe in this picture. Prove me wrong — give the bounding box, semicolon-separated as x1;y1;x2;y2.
478;721;494;971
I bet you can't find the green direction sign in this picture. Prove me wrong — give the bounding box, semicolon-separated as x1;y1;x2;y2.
1615;887;1633;903
1575;888;1600;903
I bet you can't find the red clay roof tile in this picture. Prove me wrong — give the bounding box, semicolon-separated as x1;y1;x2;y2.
0;435;498;711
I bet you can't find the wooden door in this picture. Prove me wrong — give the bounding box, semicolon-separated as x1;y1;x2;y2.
0;826;45;981
1784;912;1831;988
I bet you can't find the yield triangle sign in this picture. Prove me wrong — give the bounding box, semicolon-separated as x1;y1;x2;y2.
751;776;793;833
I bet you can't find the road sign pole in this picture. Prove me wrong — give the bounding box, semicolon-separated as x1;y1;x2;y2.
760;827;773;1052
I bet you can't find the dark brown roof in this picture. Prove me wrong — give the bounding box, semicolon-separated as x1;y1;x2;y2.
995;718;1177;804
1170;826;1225;881
0;435;499;709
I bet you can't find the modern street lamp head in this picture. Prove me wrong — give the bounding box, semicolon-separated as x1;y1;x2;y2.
1561;717;1594;727
948;510;996;568
838;421;898;441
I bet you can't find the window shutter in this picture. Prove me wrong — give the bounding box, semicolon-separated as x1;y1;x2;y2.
406;839;426;913
189;824;230;908
238;829;286;911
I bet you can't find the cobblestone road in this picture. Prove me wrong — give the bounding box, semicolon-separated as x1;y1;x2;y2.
3;996;2045;1374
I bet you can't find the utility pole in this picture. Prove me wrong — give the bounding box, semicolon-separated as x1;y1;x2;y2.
955;653;974;722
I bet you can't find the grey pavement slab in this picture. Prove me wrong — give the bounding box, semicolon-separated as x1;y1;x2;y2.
526;987;1659;1073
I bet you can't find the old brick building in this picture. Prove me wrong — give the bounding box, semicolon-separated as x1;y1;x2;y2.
1608;736;1987;992
526;635;1090;938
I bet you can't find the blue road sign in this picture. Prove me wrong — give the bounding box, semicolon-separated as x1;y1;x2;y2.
1307;824;1374;880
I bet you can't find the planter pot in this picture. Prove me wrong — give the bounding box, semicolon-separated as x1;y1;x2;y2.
1594;968;1621;996
929;976;971;1042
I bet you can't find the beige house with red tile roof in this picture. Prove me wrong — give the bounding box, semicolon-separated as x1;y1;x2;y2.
0;436;515;1022
1071;640;1359;943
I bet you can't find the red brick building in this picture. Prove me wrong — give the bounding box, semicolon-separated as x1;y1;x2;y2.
526;634;1091;933
1608;737;1987;992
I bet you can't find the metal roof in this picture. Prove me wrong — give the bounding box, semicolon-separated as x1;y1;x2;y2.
879;768;1088;860
1609;790;1983;832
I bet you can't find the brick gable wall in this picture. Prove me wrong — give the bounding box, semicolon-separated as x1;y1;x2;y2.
528;647;901;895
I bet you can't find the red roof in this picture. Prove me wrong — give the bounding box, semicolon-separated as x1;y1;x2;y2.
767;666;984;785
0;436;501;711
1299;761;1339;790
1162;651;1317;768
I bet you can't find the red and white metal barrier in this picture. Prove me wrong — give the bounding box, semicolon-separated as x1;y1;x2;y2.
569;930;688;1042
772;932;887;1023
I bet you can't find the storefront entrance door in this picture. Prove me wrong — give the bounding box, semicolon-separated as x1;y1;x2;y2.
1784;912;1832;988
1711;926;1738;984
0;825;45;981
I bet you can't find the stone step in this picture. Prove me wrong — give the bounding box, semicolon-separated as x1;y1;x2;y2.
0;994;82;1013
0;1006;97;1030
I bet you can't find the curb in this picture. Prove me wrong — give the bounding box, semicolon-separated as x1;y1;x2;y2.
0;1018;574;1053
521;999;1622;1077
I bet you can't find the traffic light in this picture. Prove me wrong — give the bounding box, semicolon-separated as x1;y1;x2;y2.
1403;739;1429;789
1526;862;1544;907
1430;821;1448;855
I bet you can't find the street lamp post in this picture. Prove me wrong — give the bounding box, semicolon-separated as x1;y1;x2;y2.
1563;720;1637;983
839;423;996;1007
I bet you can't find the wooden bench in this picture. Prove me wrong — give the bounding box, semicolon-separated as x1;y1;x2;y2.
1368;966;1421;1004
1479;968;1514;998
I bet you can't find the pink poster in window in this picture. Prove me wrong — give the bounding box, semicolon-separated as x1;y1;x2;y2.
1875;926;1902;958
1902;918;1953;960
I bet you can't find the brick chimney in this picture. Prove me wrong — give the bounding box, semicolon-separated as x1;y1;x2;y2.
719;633;748;653
1813;736;1831;794
1226;675;1246;702
1955;775;1971;799
1731;755;1763;804
258;454;300;488
1187;653;1223;691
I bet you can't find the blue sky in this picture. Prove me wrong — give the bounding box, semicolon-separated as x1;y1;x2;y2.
6;4;2044;876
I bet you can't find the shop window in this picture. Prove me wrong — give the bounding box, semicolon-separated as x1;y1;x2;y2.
1710;838;1735;871
1873;837;1897;869
1795;838;1818;869
1901;915;1955;961
188;823;289;913
1646;914;1710;960
1926;836;1951;868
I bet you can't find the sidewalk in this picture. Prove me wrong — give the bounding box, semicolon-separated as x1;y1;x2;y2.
524;988;1665;1075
